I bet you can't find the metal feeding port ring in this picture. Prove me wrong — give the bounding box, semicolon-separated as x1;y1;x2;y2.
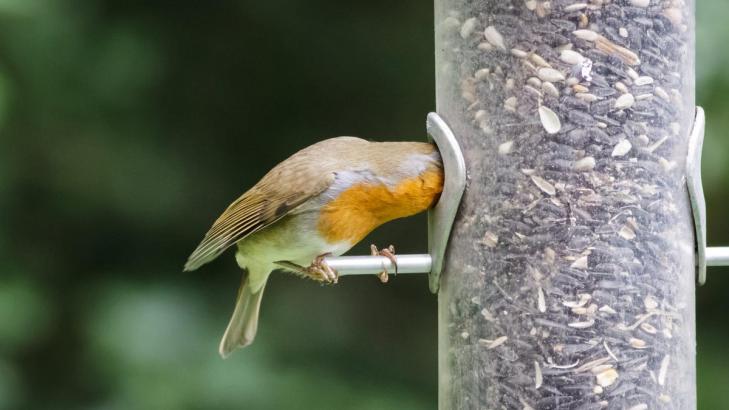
425;112;467;293
686;107;729;285
323;113;466;293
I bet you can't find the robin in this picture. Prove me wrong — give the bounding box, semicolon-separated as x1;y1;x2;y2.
184;137;444;358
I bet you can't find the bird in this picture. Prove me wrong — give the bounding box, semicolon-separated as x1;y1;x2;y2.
184;137;444;358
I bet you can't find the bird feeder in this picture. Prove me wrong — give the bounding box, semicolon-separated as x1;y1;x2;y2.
435;1;699;408
322;1;729;408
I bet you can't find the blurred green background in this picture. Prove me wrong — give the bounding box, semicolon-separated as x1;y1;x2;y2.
0;1;726;409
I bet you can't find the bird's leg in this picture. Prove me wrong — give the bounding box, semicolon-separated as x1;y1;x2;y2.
274;255;339;284
370;244;397;283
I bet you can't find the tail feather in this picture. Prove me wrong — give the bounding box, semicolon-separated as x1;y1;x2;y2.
218;275;266;358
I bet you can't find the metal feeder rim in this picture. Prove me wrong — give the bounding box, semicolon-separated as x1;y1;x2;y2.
687;106;729;285
426;112;467;293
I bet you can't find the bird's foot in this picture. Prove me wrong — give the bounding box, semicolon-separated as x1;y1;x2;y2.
370;244;397;283
305;253;339;284
274;256;338;284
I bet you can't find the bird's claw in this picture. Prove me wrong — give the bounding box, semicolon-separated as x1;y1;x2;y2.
370;244;397;283
306;253;339;284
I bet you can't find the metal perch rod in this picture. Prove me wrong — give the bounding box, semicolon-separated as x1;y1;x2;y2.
707;247;729;267
326;248;729;277
323;254;432;276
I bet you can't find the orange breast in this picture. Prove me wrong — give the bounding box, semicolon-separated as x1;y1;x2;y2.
317;169;444;244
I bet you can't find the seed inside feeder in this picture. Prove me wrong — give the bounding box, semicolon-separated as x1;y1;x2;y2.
437;1;695;407
538;106;561;134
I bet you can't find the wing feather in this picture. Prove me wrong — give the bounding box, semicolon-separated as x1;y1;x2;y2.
184;173;334;271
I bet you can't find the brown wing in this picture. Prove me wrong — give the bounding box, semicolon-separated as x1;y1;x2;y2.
184;137;369;271
184;169;335;272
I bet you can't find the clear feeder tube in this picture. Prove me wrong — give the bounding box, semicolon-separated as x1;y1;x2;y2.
436;1;696;409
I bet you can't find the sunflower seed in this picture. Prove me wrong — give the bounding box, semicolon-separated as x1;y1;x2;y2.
615;93;635;110
629;0;649;7
538;68;565;82
574;156;596;171
460;17;478;39
573;29;599;41
531;175;556;196
498;140;514;155
538;106;561;134
484;26;506;50
560;49;585;65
